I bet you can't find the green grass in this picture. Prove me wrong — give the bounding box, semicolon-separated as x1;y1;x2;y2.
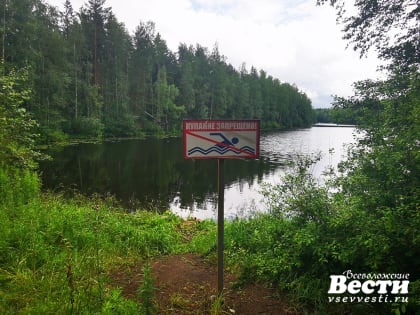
1;167;418;314
0;169;182;314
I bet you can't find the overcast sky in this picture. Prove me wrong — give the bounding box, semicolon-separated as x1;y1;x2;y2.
47;0;384;108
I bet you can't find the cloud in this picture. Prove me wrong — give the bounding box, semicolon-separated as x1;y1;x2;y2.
48;0;383;108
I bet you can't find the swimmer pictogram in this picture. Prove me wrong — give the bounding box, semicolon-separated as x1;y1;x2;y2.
187;132;255;156
184;120;260;159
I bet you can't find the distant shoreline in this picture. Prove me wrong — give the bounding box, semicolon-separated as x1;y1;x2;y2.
313;123;356;128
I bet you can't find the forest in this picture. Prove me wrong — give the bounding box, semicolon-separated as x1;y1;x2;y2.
0;0;418;313
0;0;314;142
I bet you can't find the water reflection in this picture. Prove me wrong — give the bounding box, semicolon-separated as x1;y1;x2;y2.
40;127;355;219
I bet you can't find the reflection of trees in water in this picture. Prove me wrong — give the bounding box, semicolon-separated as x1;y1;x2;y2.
41;127;355;213
40;137;275;212
177;158;274;211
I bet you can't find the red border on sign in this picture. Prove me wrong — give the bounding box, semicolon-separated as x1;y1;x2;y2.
183;119;260;159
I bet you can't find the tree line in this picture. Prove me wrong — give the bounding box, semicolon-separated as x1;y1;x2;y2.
1;0;418;312
314;107;356;124
0;0;314;141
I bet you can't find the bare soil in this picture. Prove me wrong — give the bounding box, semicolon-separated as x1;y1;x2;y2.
110;253;295;314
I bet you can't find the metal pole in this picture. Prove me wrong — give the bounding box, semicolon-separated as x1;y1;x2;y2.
217;159;225;295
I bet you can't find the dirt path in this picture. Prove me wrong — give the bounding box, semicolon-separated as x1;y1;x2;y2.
110;253;292;314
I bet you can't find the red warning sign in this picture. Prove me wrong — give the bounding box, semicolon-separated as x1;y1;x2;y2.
183;120;260;159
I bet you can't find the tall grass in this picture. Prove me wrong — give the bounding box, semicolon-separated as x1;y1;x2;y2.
0;167;39;208
0;167;181;314
2;164;417;314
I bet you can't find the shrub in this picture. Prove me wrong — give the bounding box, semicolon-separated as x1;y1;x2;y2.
71;117;104;138
0;167;40;208
223;151;419;314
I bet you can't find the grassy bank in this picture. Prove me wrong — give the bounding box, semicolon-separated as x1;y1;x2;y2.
0;169;183;314
1;167;419;314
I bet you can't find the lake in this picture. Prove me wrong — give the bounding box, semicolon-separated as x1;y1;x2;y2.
40;126;356;220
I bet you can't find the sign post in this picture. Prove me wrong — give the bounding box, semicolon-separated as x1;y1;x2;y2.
217;159;224;293
183;119;260;295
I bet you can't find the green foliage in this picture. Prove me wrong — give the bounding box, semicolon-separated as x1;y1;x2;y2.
0;0;315;142
137;261;158;315
0;66;41;168
317;0;419;70
102;289;139;315
314;108;332;123
223;158;339;308
2;1;417;314
0;167;40;208
225;71;418;314
262;154;331;223
0;171;182;313
314;107;356;124
38;126;69;144
332;69;420;279
209;292;225;315
219;151;419;313
71;117;104;138
183;220;217;256
104;114;138;138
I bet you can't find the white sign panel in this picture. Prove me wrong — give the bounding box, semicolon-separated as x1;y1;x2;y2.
183;120;260;159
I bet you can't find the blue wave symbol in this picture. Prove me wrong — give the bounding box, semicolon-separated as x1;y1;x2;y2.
188;145;255;155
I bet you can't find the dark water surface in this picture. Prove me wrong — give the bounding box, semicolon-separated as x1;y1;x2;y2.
40;126;355;219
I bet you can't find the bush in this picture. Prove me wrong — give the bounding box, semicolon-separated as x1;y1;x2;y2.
221;152;419;314
38;126;68;144
0;167;40;208
104;115;138;138
0;66;40;169
71;117;104;138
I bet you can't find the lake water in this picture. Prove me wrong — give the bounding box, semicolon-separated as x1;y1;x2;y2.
40;126;356;220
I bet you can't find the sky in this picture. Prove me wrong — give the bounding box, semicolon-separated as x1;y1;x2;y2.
47;0;384;108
